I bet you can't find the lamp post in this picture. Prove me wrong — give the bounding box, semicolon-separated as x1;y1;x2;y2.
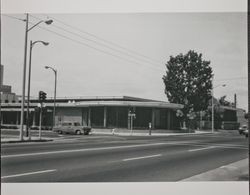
19;13;52;141
26;40;49;139
211;82;226;133
45;66;57;128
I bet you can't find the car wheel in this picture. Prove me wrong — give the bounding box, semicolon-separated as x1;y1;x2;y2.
76;130;81;135
58;130;63;134
84;131;89;135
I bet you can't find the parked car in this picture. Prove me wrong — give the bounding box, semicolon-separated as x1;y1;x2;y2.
53;122;91;135
242;129;248;138
238;125;248;135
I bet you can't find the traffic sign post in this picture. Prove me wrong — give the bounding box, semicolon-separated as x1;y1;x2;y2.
128;111;136;135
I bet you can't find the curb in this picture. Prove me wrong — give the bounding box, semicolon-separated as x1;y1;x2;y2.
91;131;214;137
1;139;53;144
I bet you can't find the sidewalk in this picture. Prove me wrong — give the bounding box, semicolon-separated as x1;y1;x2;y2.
92;128;213;136
1;136;53;144
181;158;249;181
1;128;215;143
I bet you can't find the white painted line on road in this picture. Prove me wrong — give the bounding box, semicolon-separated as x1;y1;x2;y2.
1;142;167;158
2;141;247;159
1;169;57;179
189;146;216;152
123;154;162;161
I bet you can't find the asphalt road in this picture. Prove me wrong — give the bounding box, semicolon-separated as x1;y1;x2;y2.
1;131;248;182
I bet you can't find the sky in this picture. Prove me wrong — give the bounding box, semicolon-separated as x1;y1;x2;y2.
1;13;248;111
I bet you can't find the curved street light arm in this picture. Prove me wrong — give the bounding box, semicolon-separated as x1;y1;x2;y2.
27;19;53;32
32;40;49;48
27;21;44;32
45;66;57;73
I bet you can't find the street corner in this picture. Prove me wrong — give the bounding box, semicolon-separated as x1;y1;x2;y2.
181;158;249;181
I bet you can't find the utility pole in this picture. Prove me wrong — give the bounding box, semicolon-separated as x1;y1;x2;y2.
26;40;33;138
20;13;29;141
26;40;49;138
211;79;226;133
234;93;237;108
45;66;57;128
211;82;214;133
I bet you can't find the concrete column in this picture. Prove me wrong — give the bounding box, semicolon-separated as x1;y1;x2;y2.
32;111;36;126
151;108;155;129
16;112;19;125
103;106;107;128
88;107;91;126
0;112;2;124
127;108;130;129
167;109;171;130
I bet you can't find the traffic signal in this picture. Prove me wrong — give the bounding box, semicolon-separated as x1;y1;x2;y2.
39;91;47;102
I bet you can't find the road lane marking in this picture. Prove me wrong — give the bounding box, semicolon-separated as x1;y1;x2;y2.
2;141;247;159
1;169;57;179
123;154;162;161
1;142;167;158
187;142;247;149
189;146;216;152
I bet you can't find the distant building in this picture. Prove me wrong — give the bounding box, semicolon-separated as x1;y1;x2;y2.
0;65;19;103
201;97;240;130
236;108;248;126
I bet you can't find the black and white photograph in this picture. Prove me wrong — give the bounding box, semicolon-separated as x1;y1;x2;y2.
1;0;248;194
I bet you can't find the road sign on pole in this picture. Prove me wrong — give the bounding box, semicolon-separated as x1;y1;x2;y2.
128;112;136;135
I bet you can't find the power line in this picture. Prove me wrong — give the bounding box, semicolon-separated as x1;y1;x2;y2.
216;77;247;81
2;14;25;22
42;14;164;65
29;14;163;67
29;21;163;72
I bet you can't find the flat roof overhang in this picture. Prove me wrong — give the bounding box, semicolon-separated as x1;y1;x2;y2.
1;101;183;110
1;108;35;112
74;100;183;109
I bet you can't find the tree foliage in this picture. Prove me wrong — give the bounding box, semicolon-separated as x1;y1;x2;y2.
163;50;213;117
219;95;235;107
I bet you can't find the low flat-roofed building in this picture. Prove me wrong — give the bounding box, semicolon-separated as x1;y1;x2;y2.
1;96;183;130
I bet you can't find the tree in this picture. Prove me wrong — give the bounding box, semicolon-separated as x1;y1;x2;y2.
245;112;249;119
219;95;229;106
219;95;235;107
163;50;213;121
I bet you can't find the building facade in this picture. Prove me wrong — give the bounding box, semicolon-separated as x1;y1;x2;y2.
1;96;183;130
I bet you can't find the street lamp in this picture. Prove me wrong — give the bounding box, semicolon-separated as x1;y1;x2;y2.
26;40;49;139
20;13;53;141
44;66;57;128
211;83;226;133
